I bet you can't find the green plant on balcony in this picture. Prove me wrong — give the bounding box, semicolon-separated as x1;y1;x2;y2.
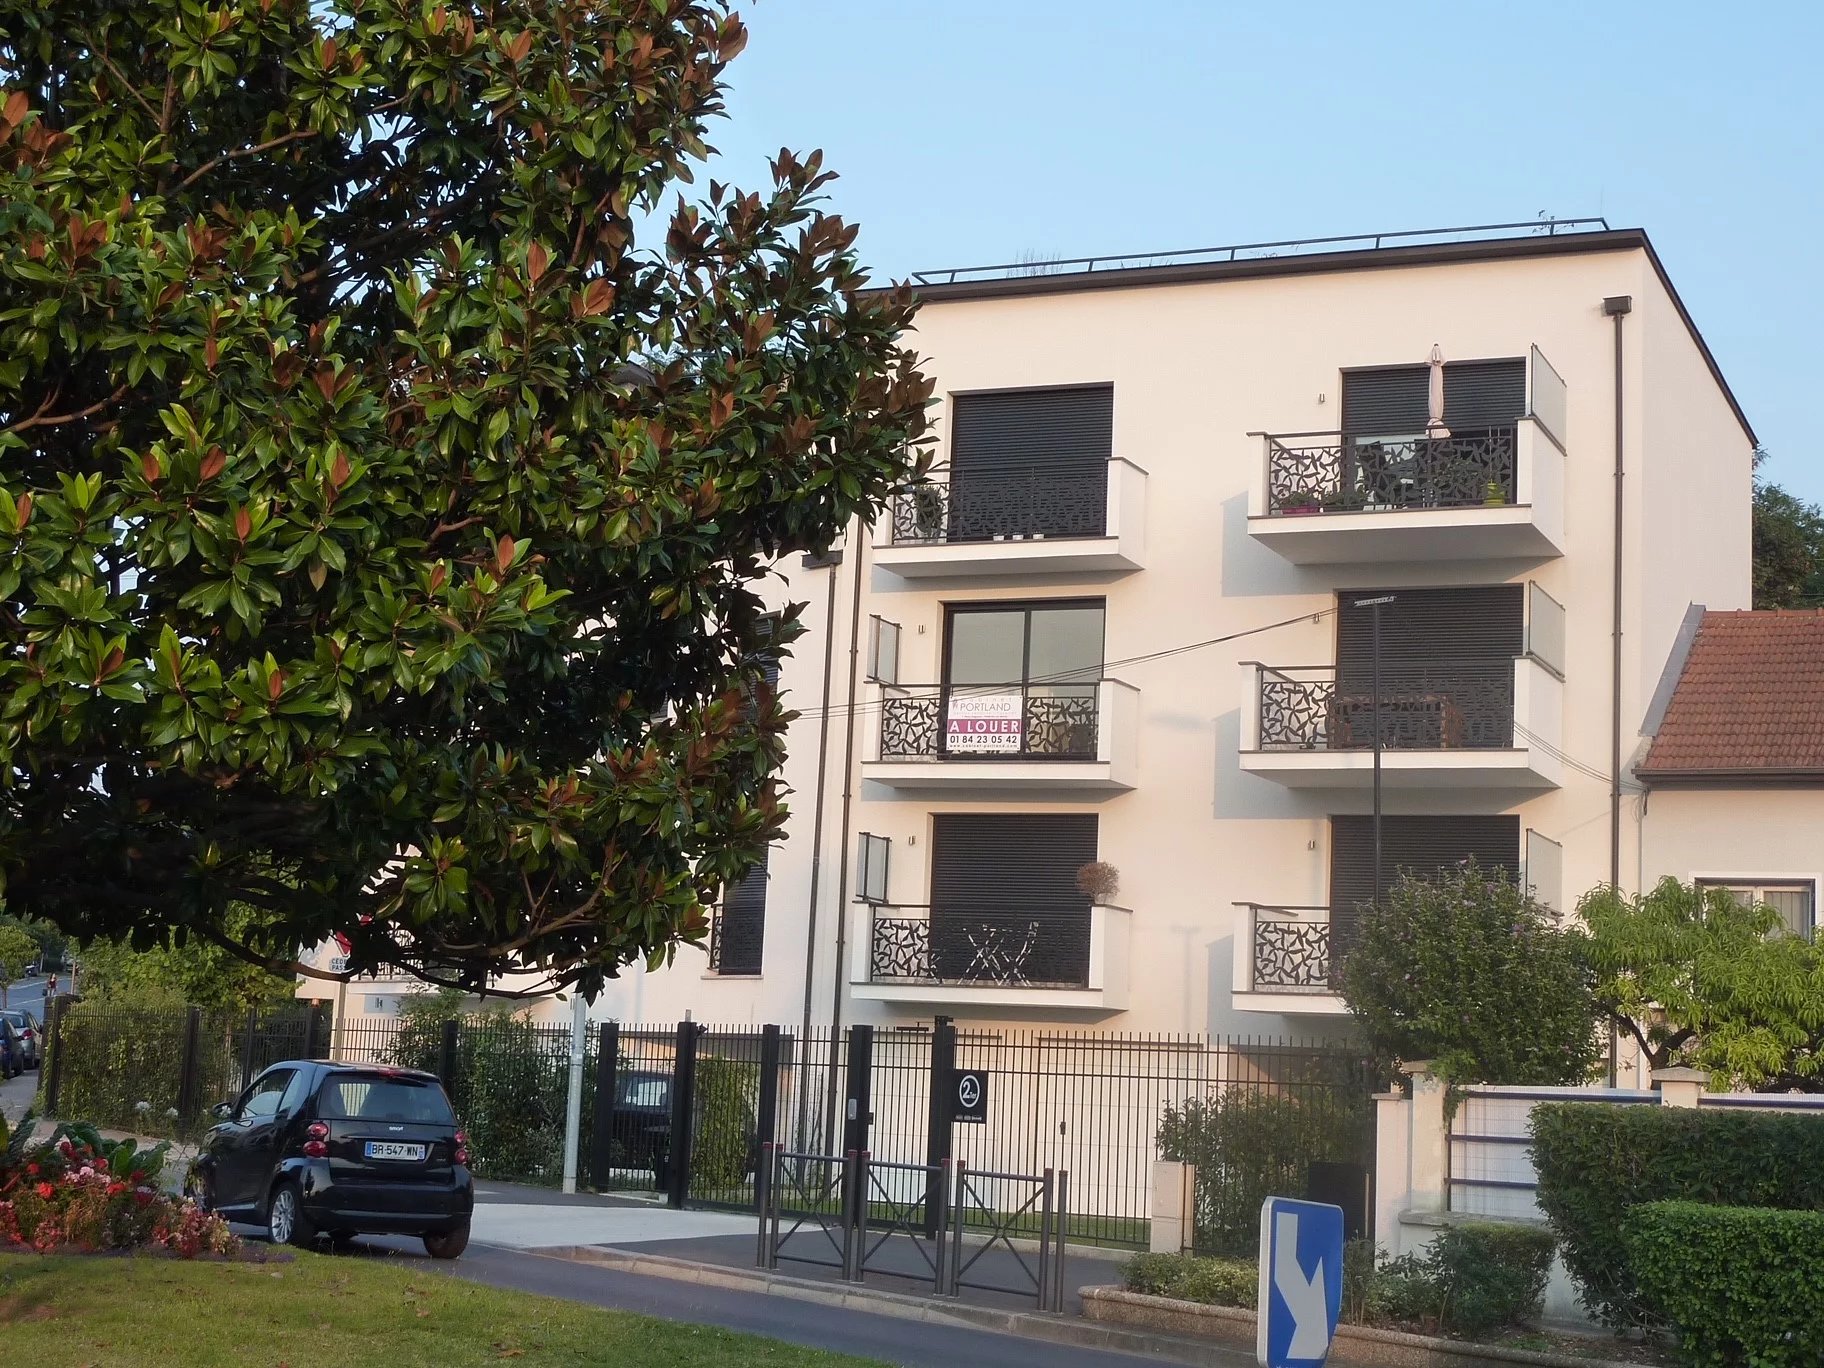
1482;480;1508;507
907;483;946;541
1276;485;1323;515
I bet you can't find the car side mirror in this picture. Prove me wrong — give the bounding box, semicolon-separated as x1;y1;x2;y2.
209;1101;235;1121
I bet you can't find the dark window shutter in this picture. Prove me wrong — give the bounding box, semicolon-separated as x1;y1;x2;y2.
1443;359;1525;430
930;814;1097;986
1335;587;1523;749
1329;815;1520;951
1342;368;1429;436
716;847;767;975
949;386;1112;539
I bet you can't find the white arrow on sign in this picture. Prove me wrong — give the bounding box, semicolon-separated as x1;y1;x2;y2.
1274;1210;1331;1360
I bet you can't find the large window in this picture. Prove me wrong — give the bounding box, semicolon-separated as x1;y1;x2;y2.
713;848;767;975
946;385;1113;541
929;813;1098;986
1697;879;1816;938
1329;815;1520;952
943;601;1104;758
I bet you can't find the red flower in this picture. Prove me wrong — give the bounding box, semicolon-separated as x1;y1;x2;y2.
36;1182;53;1199
26;1163;38;1176
108;1181;125;1197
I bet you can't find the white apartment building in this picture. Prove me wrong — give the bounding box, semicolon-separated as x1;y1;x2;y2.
345;223;1758;1043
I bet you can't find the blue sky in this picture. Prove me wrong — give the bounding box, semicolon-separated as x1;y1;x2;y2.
701;1;1823;501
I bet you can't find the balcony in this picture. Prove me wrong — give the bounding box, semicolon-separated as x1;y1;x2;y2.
873;456;1147;578
862;679;1139;792
1231;904;1348;1016
1246;418;1564;564
849;902;1131;1013
1239;656;1563;791
706;904;762;977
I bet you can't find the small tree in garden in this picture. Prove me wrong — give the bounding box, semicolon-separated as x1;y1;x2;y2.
0;920;35;1005
1581;877;1824;1091
1337;861;1601;1087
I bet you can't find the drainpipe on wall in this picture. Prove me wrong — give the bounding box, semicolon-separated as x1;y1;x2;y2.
822;522;868;1152
1604;293;1632;1090
1604;295;1632;895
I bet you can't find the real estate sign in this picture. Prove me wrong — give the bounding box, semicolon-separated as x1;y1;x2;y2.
945;691;1023;754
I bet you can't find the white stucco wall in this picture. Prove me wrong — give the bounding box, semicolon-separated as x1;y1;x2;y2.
1642;788;1824;907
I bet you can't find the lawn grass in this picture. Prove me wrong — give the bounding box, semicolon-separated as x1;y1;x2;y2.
0;1252;885;1368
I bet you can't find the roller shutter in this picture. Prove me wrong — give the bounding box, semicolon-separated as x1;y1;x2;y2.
929;814;1097;986
948;386;1112;540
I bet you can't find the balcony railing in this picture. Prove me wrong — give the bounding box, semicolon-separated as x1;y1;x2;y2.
1254;661;1516;751
1263;427;1518;516
1241;904;1334;992
889;457;1110;545
879;682;1102;761
864;904;1093;989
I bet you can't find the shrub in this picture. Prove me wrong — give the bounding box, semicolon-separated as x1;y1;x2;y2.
1364;1224;1554;1338
1121;1252;1257;1308
1623;1202;1824;1367
1530;1102;1824;1328
1337;862;1602;1089
690;1055;758;1192
1157;1067;1372;1257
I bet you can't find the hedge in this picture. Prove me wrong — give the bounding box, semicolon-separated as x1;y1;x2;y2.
1530;1103;1824;1328
1373;1223;1556;1339
1122;1252;1257;1308
1623;1202;1824;1367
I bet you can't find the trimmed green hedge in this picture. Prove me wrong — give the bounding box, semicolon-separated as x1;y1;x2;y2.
1122;1252;1257;1308
1530;1103;1824;1328
1373;1224;1556;1339
1623;1202;1824;1367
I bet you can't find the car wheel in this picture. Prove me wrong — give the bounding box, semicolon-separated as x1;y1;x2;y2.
422;1223;470;1260
267;1180;317;1248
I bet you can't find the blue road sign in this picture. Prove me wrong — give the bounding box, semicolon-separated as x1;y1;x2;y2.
1256;1196;1344;1368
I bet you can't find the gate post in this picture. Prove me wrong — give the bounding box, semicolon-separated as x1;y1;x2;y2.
589;1022;619;1190
239;1007;259;1089
303;1001;328;1060
840;1024;874;1230
666;1020;703;1208
437;1018;460;1091
175;1006;204;1129
42;995;68;1116
755;1025;782;1214
922;1015;956;1238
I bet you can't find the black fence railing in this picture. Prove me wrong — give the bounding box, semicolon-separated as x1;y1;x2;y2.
889;458;1108;545
878;682;1101;761
1241;904;1333;991
865;906;1094;989
1264;427;1518;515
1254;660;1516;751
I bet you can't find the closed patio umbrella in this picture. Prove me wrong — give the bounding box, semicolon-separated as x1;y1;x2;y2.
1426;343;1450;438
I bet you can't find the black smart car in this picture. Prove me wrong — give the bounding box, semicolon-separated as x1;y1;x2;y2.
192;1060;473;1258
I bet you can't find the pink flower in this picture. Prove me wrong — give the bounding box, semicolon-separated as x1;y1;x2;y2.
36;1182;53;1199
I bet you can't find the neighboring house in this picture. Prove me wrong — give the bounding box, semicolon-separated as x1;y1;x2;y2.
1638;608;1824;935
595;220;1755;1040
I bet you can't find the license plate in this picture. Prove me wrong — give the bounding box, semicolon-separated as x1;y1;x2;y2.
363;1141;426;1161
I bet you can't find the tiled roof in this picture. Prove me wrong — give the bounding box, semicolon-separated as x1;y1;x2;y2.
1639;609;1824;778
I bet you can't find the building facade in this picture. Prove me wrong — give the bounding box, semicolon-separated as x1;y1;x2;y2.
586;223;1755;1039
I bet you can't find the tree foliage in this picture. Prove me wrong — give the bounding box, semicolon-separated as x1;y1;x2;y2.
1751;452;1824;609
76;911;296;1011
0;2;931;995
0;919;34;980
1336;862;1602;1087
1581;878;1824;1091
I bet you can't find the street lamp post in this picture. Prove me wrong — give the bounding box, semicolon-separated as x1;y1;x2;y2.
1353;595;1398;901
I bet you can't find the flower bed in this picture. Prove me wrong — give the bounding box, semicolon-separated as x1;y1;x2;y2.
0;1114;238;1258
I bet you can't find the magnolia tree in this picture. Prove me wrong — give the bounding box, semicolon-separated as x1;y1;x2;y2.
0;2;931;995
1337;862;1603;1088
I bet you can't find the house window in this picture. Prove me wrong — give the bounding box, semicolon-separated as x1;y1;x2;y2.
1329;815;1520;953
867;616;900;685
856;832;890;905
712;848;767;975
1341;359;1525;440
943;601;1104;758
929;813;1098;986
1697;880;1816;937
946;385;1113;541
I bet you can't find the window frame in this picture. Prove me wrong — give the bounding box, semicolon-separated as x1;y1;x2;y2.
941;598;1106;689
1693;874;1819;937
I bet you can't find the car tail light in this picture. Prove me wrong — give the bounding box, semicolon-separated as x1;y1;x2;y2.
453;1129;469;1166
303;1121;329;1159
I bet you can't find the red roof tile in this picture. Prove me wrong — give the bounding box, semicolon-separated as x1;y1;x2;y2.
1639;609;1824;778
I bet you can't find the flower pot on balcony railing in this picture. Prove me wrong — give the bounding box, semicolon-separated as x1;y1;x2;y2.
908;483;946;541
1277;487;1323;516
1482;481;1507;507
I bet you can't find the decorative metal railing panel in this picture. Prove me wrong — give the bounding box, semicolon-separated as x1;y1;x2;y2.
1255;663;1515;751
878;684;1100;761
867;907;1092;989
1264;427;1518;515
890;461;1107;544
708;905;763;976
1246;906;1333;990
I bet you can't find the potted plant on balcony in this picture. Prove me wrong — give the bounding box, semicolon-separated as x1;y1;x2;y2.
1076;861;1121;905
1320;487;1357;514
1482;479;1508;507
1276;486;1322;516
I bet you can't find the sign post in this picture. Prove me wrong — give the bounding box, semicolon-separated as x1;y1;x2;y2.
1257;1196;1344;1368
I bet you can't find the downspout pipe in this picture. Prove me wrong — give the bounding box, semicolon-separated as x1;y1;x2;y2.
793;549;842;1149
826;528;867;1111
1604;295;1632;895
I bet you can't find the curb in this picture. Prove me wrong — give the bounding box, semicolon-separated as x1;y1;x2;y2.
528;1244;1257;1366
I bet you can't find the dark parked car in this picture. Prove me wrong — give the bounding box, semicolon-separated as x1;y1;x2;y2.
0;1017;22;1079
191;1060;473;1258
0;1009;40;1069
604;1068;758;1187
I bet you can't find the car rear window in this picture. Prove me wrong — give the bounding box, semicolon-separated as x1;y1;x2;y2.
617;1076;669;1108
316;1074;455;1125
